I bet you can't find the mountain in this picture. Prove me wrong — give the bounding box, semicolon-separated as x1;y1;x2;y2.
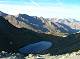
16;14;80;34
0;11;80;36
16;14;67;36
17;14;49;33
0;16;80;55
0;16;57;54
49;18;80;33
0;16;62;54
0;16;42;52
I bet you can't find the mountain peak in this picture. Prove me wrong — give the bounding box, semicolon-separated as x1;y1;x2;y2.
18;13;29;16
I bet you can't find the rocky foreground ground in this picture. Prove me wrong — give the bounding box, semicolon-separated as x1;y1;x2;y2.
0;50;80;59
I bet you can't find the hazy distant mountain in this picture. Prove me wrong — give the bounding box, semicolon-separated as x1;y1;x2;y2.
47;18;80;34
50;18;80;30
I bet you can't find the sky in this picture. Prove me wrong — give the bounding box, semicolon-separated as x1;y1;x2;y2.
0;0;80;20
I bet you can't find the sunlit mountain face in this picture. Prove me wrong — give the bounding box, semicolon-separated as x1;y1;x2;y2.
0;11;80;37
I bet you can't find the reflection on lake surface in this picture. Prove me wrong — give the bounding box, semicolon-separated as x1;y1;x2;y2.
19;41;52;54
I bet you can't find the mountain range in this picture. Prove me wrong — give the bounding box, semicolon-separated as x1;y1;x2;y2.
0;11;80;36
0;11;80;55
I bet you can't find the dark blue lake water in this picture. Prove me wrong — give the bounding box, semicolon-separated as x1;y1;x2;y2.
19;41;52;54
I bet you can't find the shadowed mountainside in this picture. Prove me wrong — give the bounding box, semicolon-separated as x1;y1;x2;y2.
0;16;80;55
0;16;42;52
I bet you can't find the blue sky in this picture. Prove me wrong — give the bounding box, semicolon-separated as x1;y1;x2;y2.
0;0;80;6
0;0;80;20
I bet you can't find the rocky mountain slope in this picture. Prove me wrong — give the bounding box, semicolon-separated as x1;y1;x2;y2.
0;10;80;54
16;14;80;34
0;16;80;55
0;11;80;36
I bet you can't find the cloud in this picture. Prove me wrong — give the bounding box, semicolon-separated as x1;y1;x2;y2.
0;4;80;21
30;0;40;7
